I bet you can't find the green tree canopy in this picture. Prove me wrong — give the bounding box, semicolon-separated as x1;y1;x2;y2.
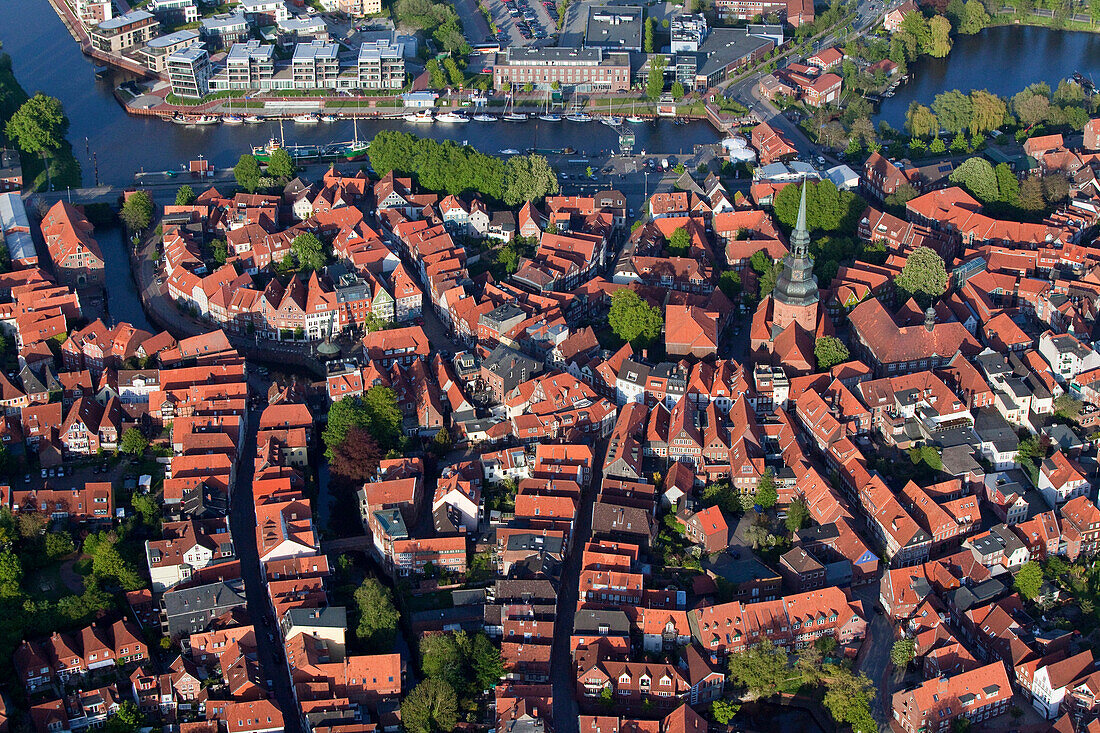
711;700;740;725
814;336;850;371
5;93;68;154
958;0;989;33
891;638;916;667
718;270;742;299
772;179;862;233
755;469;777;509
667;226;691;256
402;679;459;733
267;147;297;182
671;81;685;100
932;89;973;134
502;153;558;207
727;638;788;697
822;665;876;733
785;499;810;533
608;289;662;346
1014;560;1043;600
949;157;1000;203
234;154;262;193
905;103;938;139
354;577;400;648
969;90;1007;135
119;191;153;232
119;427;148;455
646;55;666;100
292;232;327;271
175;185;196;206
895;246;948;306
928;15;952;58
323;386;403;458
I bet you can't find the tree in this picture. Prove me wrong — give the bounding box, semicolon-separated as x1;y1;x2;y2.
667;226;691;256
84;531;143;590
420;633;465;688
964;91;1005;137
234;154;262;193
701;479;740;514
796;643;825;684
1014;561;1044;600
891;638;916;667
324;387;403;459
1019;176;1046;211
755;469;777;509
175;185;196;206
1013;86;1051;127
895;246;948;306
928;15;952;57
711;700;740;725
958;0;989;33
442;57;464;88
814;336;850;371
718;270;742;299
905;103;938;139
932;90;973;134
0;550;23;598
5;93;68;153
496;243;520;274
822;665;876;733
898;12;931;58
45;531;75;560
131;493;159;526
402;679;459;733
949;157;999;203
119;191;153;232
469;632;504;691
671;81;685;100
994;162;1020;206
354;577;399;648
104;701;144;733
329;427;383;482
644;16;655;53
1043;172;1071;204
785;499;810;533
119;427;148;455
608;289;662;346
1054;393;1083;421
646;55;666;100
211;238;228;265
885;183;920;210
267;147;296;182
727;638;788;697
928;136;947;154
292;232;327;271
502;154;558;207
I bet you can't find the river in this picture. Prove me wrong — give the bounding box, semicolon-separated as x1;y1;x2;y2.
0;0;719;186
876;25;1100;130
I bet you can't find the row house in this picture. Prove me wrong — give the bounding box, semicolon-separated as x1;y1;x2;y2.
15;619;147;692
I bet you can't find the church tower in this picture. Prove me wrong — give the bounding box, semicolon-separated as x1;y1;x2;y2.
771;180;820;333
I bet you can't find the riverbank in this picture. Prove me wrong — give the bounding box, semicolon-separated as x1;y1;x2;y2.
0;53;82;192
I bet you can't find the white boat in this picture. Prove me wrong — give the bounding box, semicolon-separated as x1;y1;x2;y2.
626;101;645;124
320;114;338;122
538;113;561;122
503;112;528;122
190;115;220;125
437;111;470;123
499;148;520;155
566;112;592;123
600;115;623;126
403;110;434;123
244;115;264;123
222;115;244;125
293;114;319;123
472;113;497;122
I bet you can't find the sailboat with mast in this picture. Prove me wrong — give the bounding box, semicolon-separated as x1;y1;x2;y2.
626;99;645;124
502;92;528;122
341;100;369;161
538;89;560;122
565;94;591;123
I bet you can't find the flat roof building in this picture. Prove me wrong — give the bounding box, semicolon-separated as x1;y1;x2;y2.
140;29;201;73
0;192;37;267
167;44;212;100
492;47;630;92
584;5;644;52
357;40;406;89
90;9;159;53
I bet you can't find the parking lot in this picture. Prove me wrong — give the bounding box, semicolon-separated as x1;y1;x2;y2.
485;0;558;46
559;0;678;46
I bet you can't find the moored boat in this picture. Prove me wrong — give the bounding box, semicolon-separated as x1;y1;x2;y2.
436;111;470;123
403;110;434;123
503;112;528;122
320;114;338;122
293;114;319;123
566;112;592;123
538;113;561;122
244;115;264;123
222;115;244;125
472;113;497;122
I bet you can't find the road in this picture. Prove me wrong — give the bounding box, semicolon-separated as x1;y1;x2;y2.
229;404;303;733
853;583;894;729
548;438;604;733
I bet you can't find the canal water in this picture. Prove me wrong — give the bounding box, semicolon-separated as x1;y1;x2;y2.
0;0;719;186
876;25;1100;130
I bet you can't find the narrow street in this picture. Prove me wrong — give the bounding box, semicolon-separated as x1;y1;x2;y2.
228;403;304;733
548;439;605;732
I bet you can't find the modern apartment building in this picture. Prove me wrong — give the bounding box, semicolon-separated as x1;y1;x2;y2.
292;40;339;88
200;11;249;49
239;0;290;22
337;0;382;15
167;44;213;99
141;30;201;73
357;40;405;89
223;39;275;90
492;47;630;92
90;10;159;54
73;0;112;26
147;0;199;26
